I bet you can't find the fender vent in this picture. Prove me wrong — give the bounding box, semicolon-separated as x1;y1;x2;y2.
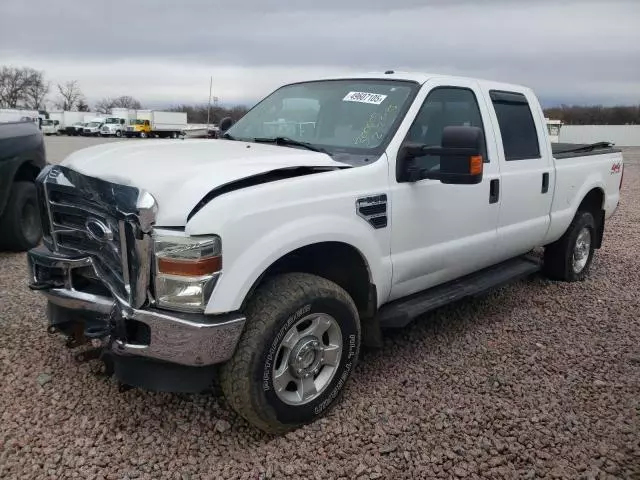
356;194;387;229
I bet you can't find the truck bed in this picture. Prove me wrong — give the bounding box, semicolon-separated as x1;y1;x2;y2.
552;141;620;159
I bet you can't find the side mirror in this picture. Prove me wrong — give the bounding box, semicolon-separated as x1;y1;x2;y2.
219;117;234;132
398;126;484;184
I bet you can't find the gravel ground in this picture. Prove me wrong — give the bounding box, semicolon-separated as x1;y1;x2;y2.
1;146;639;479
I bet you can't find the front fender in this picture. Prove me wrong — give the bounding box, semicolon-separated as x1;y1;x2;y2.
203;215;391;314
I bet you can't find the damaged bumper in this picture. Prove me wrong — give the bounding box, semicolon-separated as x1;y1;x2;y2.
28;246;246;390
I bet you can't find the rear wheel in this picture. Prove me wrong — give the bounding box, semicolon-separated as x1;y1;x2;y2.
543;210;596;281
0;181;42;251
220;273;361;434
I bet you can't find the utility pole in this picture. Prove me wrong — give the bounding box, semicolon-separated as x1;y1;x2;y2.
207;75;213;131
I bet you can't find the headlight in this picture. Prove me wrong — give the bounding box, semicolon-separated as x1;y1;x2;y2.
153;234;222;312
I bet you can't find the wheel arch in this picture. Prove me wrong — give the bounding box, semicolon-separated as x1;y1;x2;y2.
577;187;605;248
0;158;42;215
241;241;376;317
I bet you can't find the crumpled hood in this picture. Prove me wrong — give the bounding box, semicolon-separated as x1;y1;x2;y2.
61;139;348;226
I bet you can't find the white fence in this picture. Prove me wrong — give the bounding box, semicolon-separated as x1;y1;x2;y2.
559;125;640;147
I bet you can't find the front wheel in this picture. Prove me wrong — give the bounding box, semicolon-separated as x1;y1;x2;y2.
115;130;122;138
543;210;596;281
220;273;361;434
139;132;147;138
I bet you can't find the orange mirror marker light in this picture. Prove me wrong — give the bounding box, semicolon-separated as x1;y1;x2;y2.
470;155;483;175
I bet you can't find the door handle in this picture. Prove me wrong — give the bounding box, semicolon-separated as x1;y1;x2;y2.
489;179;499;204
542;172;549;193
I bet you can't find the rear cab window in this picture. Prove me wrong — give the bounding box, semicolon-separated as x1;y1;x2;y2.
489;90;541;161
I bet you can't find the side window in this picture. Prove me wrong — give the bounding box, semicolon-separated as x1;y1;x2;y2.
405;87;487;173
490;90;540;161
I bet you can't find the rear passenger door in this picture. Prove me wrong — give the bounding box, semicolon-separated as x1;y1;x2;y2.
486;90;554;260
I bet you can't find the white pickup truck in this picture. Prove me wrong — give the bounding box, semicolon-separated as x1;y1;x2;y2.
27;72;624;433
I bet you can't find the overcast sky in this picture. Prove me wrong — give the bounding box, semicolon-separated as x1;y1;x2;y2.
1;0;638;109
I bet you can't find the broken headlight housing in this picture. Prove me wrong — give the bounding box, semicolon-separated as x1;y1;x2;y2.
153;233;222;313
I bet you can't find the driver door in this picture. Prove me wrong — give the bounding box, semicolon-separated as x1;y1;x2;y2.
388;80;501;301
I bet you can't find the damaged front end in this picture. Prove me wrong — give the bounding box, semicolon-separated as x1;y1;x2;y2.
27;165;245;392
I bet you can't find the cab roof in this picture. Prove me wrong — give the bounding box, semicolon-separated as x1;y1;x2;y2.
298;70;533;95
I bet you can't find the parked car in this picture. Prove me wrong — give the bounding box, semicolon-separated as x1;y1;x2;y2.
0;121;46;251
27;72;624;433
55;111;88;135
125;110;187;138
65;122;84;136
82;118;105;136
41;119;60;135
99;116;129;137
0;108;44;127
100;108;137;137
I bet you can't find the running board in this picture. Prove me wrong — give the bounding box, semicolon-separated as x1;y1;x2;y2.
378;256;540;329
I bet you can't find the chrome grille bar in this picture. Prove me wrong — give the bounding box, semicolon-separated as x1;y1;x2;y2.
35;165;157;309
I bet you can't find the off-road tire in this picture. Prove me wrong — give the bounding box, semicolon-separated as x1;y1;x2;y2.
543;210;596;281
0;181;42;251
220;272;361;434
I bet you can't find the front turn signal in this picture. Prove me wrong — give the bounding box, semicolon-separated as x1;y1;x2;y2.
157;255;222;276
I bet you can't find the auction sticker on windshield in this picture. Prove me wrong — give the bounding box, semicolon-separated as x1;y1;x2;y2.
343;91;388;105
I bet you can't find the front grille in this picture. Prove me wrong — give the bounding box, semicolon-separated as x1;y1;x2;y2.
36;165;157;308
47;187;124;282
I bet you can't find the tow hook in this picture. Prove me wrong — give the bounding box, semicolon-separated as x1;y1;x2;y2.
72;340;116;380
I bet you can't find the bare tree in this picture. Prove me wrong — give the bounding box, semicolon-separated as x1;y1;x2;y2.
24;69;50;110
168;103;249;124
77;99;90;112
544;105;640;125
95;95;142;113
0;66;35;108
95;98;113;114
56;80;84;111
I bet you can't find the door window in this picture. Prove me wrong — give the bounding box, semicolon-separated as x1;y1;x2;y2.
489;90;540;161
404;87;487;174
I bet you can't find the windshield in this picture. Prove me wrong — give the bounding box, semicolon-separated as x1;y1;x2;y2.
42;120;53;126
133;119;146;125
105;118;120;124
88;121;102;127
225;79;419;163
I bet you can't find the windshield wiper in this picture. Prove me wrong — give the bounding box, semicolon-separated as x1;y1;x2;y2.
253;136;329;155
221;132;236;140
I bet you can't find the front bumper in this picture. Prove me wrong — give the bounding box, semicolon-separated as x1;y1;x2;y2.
27;246;246;368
